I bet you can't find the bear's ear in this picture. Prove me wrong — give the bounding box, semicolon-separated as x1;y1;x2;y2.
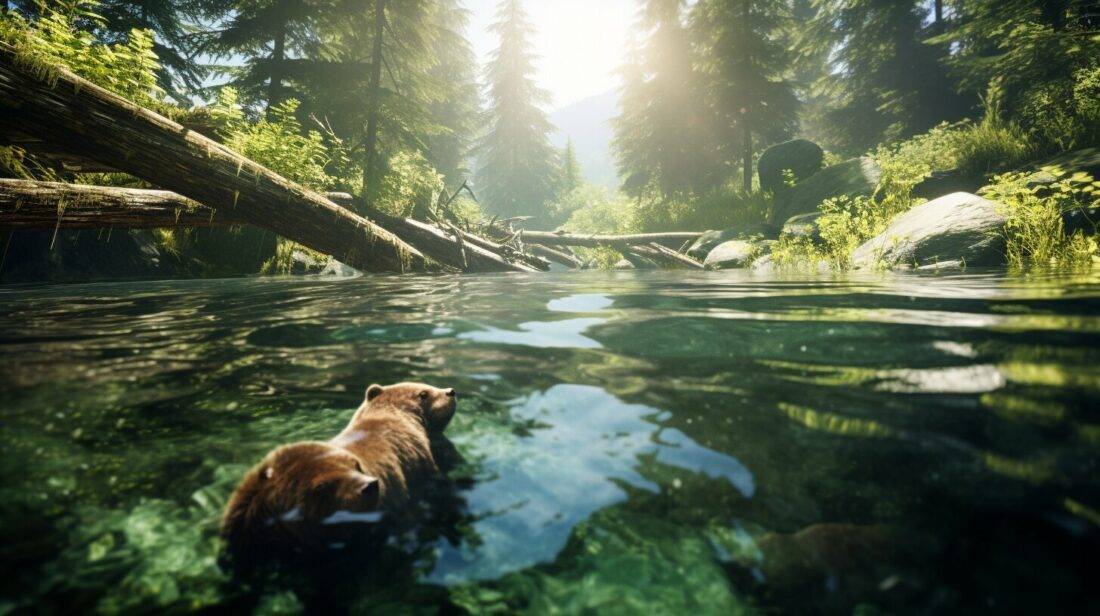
365;383;384;402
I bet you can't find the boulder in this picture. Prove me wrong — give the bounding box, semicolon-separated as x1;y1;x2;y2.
612;258;636;270
319;260;360;277
758;139;825;193
781;212;824;243
851;192;1006;269
772;157;881;225
685;223;779;260
911;169;984;200
704;240;762;270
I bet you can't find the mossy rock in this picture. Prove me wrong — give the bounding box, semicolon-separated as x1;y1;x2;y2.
704;239;772;270
686;223;780;260
771;157;881;224
780;212;824;243
851;192;1006;269
758;139;825;193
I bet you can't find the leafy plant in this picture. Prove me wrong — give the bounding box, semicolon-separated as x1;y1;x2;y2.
980;167;1099;270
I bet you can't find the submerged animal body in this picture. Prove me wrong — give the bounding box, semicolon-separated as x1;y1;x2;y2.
221;382;458;561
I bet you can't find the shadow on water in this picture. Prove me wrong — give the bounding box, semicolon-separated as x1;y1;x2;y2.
0;269;1098;613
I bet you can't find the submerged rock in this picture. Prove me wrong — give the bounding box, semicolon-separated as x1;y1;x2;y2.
758;139;824;193
686;223;779;260
851;192;1006;269
612;258;635;270
705;240;763;270
772;157;881;225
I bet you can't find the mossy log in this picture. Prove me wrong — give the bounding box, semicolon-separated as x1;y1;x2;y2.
324;193;539;273
0;179;244;229
518;230;704;249
631;243;705;269
0;44;428;273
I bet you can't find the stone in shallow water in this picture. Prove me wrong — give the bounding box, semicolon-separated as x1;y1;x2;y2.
852;192;1006;269
686;223;779;260
704;240;761;270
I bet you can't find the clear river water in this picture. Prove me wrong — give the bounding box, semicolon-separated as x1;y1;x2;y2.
1;270;1097;614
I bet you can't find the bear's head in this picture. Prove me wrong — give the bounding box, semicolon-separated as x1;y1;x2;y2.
221;441;380;556
362;382;457;432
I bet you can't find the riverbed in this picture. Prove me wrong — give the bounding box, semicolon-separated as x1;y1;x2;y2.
1;270;1097;613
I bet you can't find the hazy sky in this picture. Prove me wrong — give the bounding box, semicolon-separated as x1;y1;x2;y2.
464;0;637;109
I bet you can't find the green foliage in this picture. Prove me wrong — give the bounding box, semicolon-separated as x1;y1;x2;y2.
559;139;582;195
1;0;163;105
636;187;774;233
691;0;799;183
222;94;338;191
475;0;561;222
559;186;638;235
980;167;1099;270
372;150;445;219
1019;65;1100;152
613;0;719;200
803;0;970;154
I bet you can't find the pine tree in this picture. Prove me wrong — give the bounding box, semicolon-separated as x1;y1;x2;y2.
560;138;581;194
692;0;798;192
199;0;325;111
475;0;559;223
805;0;971;153
613;0;718;200
96;0;206;102
423;0;482;188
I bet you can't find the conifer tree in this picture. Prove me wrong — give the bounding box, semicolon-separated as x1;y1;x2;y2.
199;0;324;110
560;138;581;194
475;0;559;222
423;0;482;187
613;0;717;200
692;0;798;192
97;0;206;102
805;0;970;153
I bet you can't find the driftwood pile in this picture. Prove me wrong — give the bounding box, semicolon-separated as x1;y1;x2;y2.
0;44;705;274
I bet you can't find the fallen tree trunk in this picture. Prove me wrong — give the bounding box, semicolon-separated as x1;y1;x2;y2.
519;230;704;249
324;193;538;273
0;44;429;273
0;179;245;229
635;242;705;269
528;244;583;268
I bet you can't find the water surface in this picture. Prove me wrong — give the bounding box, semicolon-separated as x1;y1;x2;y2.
1;270;1097;613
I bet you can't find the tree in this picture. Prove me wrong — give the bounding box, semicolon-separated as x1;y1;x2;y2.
93;0;206;102
936;0;1099;114
804;0;971;153
423;0;481;188
612;0;717;200
199;0;325;112
559;138;581;194
475;0;559;223
692;0;798;192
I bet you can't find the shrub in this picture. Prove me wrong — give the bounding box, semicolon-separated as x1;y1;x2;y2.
0;0;162;105
980;167;1099;270
561;188;638;234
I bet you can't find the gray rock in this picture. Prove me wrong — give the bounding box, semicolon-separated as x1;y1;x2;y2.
612;258;636;270
758;139;825;193
772;157;881;224
912;169;984;200
704;240;760;270
686;223;780;260
780;212;824;242
319;260;360;277
851;192;1006;269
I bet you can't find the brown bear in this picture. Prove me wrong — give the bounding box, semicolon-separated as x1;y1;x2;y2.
221;382;457;562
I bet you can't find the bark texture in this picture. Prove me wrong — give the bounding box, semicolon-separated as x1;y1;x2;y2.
0;44;429;273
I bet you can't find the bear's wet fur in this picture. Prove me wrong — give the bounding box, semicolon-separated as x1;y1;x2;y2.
221;382;459;565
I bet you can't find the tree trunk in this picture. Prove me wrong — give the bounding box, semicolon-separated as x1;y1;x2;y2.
934;0;943;26
0;179;245;229
268;22;287;114
516;230;703;249
528;244;582;269
324;192;538;272
361;0;387;213
741;0;753;193
0;43;430;273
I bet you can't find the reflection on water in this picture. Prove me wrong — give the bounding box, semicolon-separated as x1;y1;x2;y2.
1;270;1098;613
